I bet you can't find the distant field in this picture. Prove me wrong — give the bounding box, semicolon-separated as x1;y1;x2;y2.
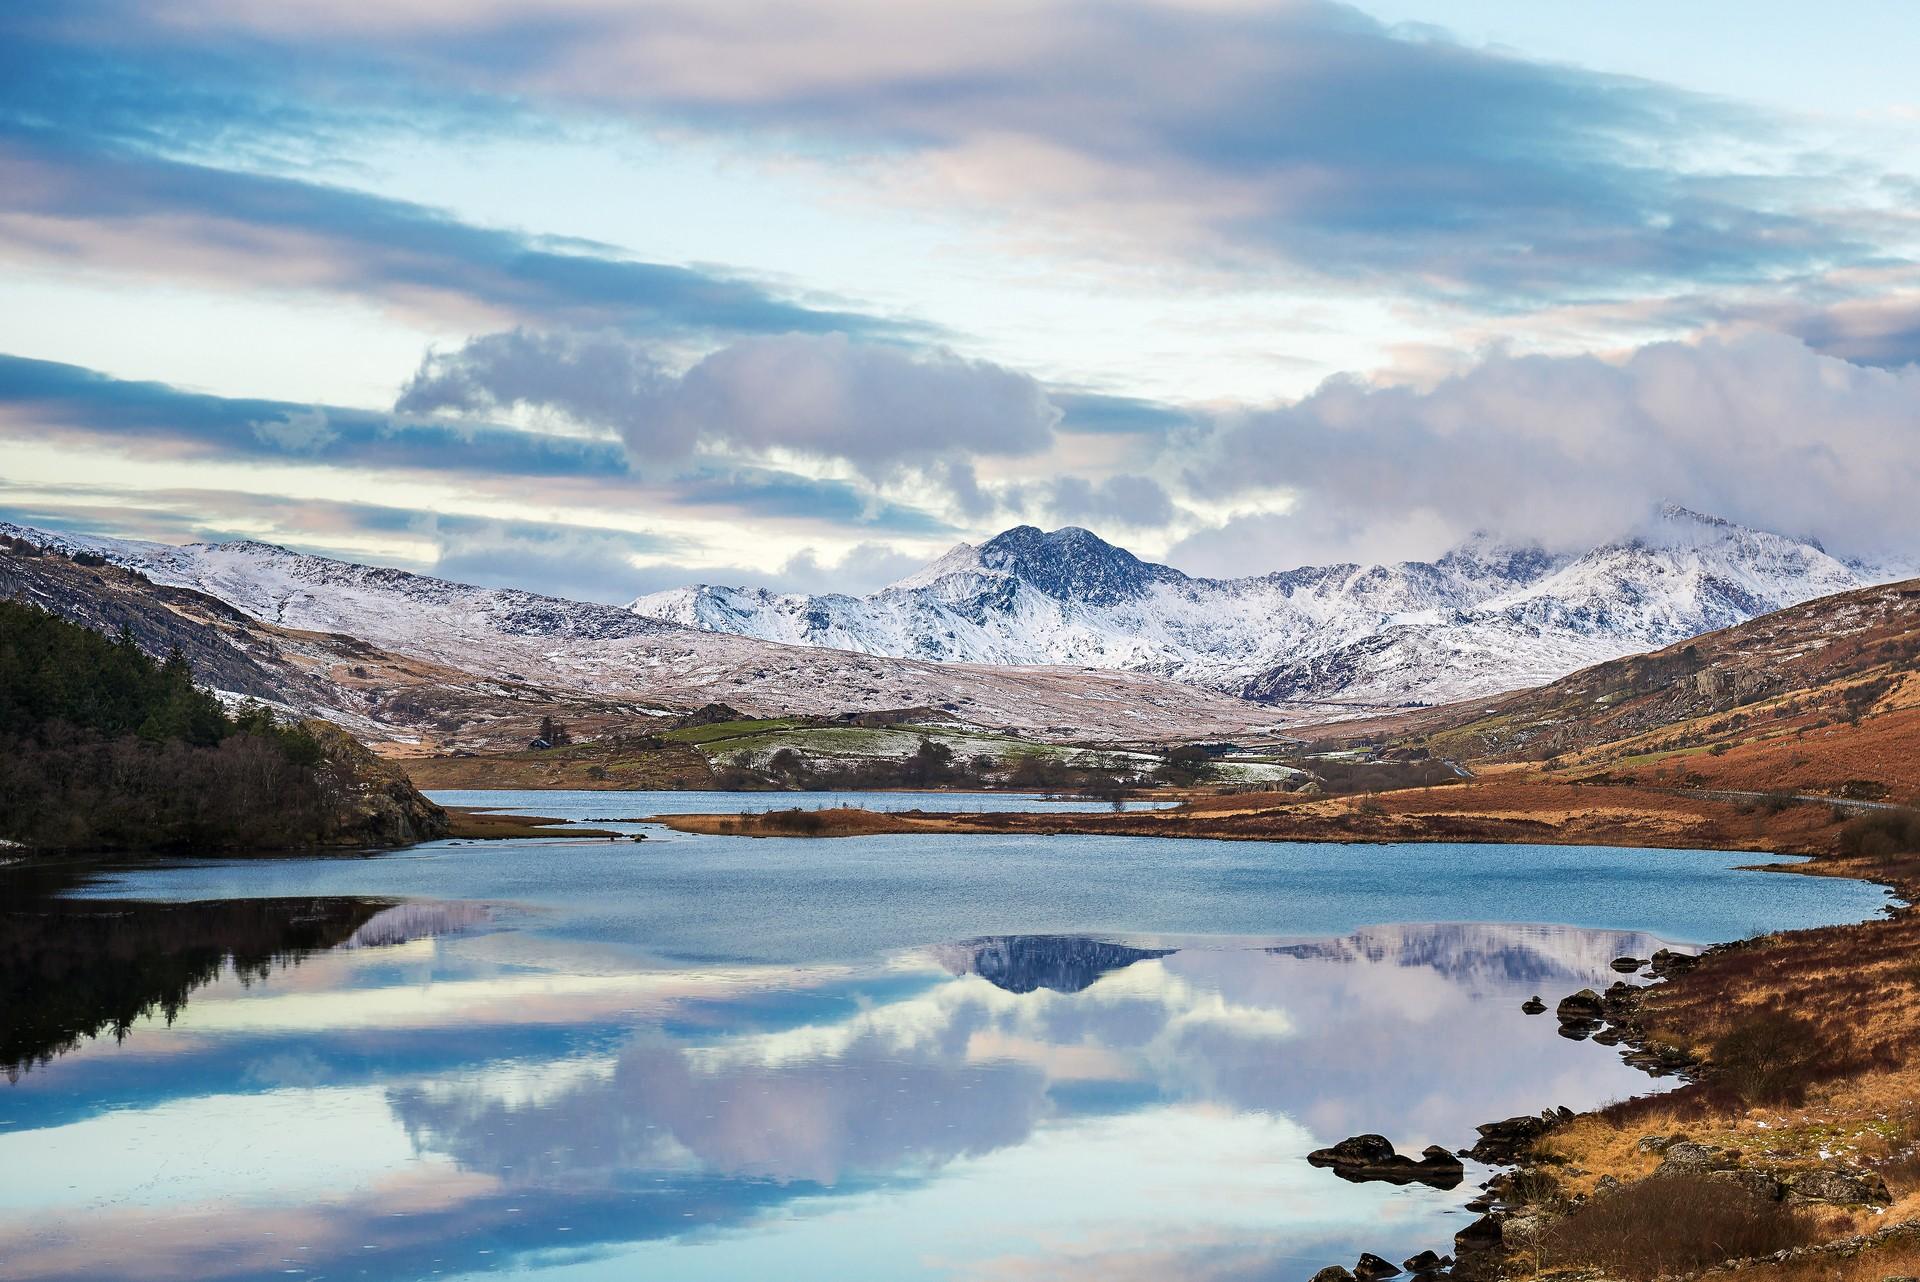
402;739;714;790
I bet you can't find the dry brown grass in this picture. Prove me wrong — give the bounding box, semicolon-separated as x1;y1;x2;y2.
1536;1174;1818;1280
442;808;622;840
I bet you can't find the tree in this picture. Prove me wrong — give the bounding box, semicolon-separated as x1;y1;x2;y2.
902;736;955;786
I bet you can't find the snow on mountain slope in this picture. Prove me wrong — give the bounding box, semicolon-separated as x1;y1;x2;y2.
635;510;1889;708
1243;508;1871;704
632;524;1567;689
0;523;1286;740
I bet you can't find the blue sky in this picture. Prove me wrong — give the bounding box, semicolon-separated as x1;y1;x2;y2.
2;1;1917;598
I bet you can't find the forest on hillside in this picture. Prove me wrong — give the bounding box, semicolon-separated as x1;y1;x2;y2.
0;601;439;851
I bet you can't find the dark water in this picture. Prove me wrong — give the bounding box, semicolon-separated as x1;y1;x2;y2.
0;792;1890;1282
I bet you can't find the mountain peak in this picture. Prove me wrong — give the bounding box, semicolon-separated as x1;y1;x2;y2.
973;525;1181;603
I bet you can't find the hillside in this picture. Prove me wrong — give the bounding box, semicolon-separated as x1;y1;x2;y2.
633;508;1888;708
1321;577;1920;804
0;598;447;851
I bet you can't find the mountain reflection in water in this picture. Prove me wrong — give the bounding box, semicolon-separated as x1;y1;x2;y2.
0;886;1701;1282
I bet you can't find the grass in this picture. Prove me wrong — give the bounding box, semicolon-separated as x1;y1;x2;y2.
442;808;622;839
657;717;810;746
1536;1174;1817;1279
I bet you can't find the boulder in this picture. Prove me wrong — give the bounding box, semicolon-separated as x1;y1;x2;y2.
1401;1250;1448;1274
1783;1167;1892;1206
1556;989;1605;1020
1635;1132;1688;1154
1353;1253;1401;1281
1520;996;1546;1014
1657;1141;1738;1173
1648;948;1700;977
1307;1135;1464;1189
1709;1167;1785;1201
1610;956;1645;972
1452;1214;1504;1280
1309;1134;1396;1166
1467;1109;1569;1163
1309;1269;1354;1282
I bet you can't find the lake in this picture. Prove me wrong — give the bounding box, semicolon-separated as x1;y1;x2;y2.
0;790;1891;1282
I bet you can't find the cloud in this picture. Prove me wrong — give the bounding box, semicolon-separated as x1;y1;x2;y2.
1178;329;1920;565
772;542;926;595
0;352;631;478
0;127;920;341
1053;392;1200;437
21;0;1891;309
250;408;338;453
1035;474;1177;529
399;329;1060;476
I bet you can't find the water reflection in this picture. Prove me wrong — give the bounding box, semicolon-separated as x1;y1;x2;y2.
0;888;385;1078
931;935;1175;993
1;889;1695;1282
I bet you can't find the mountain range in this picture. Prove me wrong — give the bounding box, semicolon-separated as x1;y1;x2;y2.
1;506;1903;746
632;506;1886;707
0;523;1280;744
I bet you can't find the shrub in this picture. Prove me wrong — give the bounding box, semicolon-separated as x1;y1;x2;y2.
1538;1174;1815;1280
1837;810;1920;857
759;808;827;835
1710;1008;1824;1104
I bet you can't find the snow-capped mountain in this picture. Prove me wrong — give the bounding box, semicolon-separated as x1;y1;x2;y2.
633;508;1888;707
0;522;1283;741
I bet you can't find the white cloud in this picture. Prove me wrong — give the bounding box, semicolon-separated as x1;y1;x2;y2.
1177;328;1920;566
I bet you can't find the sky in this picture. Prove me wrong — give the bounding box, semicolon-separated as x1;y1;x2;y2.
1;1;1917;601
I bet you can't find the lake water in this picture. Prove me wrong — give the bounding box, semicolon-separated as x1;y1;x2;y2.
0;791;1891;1282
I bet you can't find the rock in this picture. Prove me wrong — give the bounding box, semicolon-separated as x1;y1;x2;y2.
1309;1269;1354;1282
1594;1174;1623;1195
1783;1167;1892;1206
1710;1167;1786;1201
1521;996;1546;1014
1556;988;1604;1019
1635;1132;1688;1154
1467;1111;1565;1163
1401;1250;1447;1274
1452;1214;1504;1280
1310;1134;1397;1166
304;720;451;846
1621;1044;1692;1076
1555;988;1606;1039
1657;1141;1738;1172
1353;1253;1401;1281
1307;1135;1464;1189
1610;956;1645;972
1649;948;1700;977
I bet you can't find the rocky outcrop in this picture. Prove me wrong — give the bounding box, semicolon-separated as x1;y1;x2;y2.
305;720;450;846
1781;1166;1892;1206
1649;947;1700;978
1306;1134;1465;1188
1352;1253;1401;1281
1465;1109;1573;1164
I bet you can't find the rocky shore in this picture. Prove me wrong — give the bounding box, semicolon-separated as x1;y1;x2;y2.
1308;849;1920;1282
